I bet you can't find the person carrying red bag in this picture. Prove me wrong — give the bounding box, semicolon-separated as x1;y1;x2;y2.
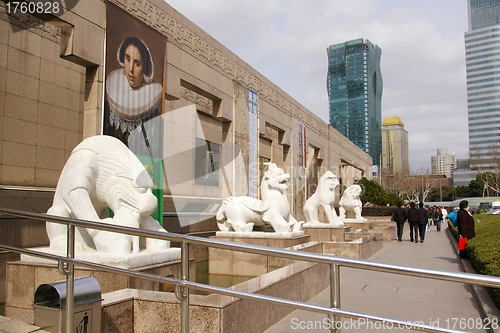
457;200;475;259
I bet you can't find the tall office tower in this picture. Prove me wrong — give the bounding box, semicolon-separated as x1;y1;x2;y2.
465;0;500;167
431;148;456;178
327;38;383;166
381;116;409;176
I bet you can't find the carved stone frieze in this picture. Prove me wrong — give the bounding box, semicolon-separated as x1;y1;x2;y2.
180;86;213;111
265;125;280;140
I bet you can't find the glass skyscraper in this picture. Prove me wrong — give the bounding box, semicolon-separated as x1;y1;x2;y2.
466;0;500;166
327;38;383;166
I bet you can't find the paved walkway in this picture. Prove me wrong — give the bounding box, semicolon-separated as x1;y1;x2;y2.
266;224;493;333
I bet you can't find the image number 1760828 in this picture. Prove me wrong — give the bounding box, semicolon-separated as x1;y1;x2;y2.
5;1;60;15
3;0;81;31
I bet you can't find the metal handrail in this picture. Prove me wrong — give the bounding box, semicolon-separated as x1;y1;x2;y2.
1;207;499;333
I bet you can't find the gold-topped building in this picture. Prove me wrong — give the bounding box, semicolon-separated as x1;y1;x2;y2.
382;116;409;175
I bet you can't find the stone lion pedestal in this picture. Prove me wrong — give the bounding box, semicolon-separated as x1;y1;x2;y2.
5;254;194;324
302;222;352;242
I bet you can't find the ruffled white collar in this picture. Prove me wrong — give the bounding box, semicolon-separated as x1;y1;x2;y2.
106;69;162;130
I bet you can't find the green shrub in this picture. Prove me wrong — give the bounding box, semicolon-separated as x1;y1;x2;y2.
357;178;403;206
448;220;458;239
362;206;396;217
449;215;500;308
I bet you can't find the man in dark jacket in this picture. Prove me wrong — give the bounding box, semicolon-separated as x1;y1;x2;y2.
392;202;407;242
407;202;420;243
418;202;428;243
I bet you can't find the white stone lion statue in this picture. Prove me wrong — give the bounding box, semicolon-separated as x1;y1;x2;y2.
46;135;170;255
339;184;365;221
303;171;344;227
216;163;303;233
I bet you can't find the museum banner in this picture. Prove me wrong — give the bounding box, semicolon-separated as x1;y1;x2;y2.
248;89;258;198
103;3;166;224
233;81;258;198
292;119;307;215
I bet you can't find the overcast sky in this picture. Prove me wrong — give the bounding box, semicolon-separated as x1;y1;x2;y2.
166;0;470;170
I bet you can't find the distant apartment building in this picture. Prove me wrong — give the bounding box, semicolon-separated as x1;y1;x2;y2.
327;38;383;166
431;148;456;178
465;0;500;167
381;116;409;175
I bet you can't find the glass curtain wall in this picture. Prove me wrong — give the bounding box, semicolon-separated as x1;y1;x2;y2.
327;38;382;166
466;0;500;166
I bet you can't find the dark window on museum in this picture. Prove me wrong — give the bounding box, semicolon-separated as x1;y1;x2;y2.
195;138;220;186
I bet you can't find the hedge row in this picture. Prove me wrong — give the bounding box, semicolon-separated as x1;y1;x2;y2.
361;206;395;216
448;215;500;308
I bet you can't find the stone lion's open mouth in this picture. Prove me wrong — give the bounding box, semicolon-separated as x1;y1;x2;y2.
120;201;140;214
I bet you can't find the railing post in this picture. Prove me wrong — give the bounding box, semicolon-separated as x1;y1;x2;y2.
66;224;75;333
330;263;341;332
180;241;190;333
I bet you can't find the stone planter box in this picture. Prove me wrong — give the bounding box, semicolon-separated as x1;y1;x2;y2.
101;260;330;333
323;233;384;259
4;259;194;324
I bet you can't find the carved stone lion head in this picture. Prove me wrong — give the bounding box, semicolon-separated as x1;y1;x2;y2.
321;171;339;192
263;163;290;192
340;184;363;208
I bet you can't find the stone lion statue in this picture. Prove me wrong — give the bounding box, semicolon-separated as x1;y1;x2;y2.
338;184;364;221
216;163;303;233
46;135;170;255
303;171;344;227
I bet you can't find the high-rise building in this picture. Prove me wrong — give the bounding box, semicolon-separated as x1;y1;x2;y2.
381;116;409;176
431;148;456;179
465;0;500;167
327;38;383;166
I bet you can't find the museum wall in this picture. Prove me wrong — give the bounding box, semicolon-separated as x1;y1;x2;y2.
0;0;372;226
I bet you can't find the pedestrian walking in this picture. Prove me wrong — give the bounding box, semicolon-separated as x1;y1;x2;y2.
407;202;420;243
392;202;407;242
426;206;435;231
418;202;428;242
435;207;443;232
441;206;448;222
457;200;475;258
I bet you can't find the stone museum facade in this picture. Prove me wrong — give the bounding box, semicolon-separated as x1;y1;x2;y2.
0;0;372;302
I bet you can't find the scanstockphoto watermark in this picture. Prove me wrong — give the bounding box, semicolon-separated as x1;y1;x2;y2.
290;317;499;330
290;317;428;331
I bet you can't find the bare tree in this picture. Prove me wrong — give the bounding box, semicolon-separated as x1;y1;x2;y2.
383;167;434;203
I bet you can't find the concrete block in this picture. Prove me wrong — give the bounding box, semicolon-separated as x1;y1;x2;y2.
5;70;39;100
7;47;40;78
2;141;36;168
3;116;37;145
2;165;35;186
